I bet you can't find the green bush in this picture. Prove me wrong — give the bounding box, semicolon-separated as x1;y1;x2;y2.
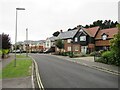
69;52;74;58
102;51;115;64
95;51;119;66
2;49;9;54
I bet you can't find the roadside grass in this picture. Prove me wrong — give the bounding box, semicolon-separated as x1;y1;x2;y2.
0;70;2;79
2;57;32;79
16;54;29;58
0;50;2;55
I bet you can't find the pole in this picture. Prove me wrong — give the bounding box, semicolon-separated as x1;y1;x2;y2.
14;9;17;67
26;28;28;57
71;40;73;58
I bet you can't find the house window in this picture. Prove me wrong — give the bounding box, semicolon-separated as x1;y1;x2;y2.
75;37;78;42
102;35;107;40
47;41;49;46
67;46;71;51
80;36;86;41
67;39;71;43
74;46;79;51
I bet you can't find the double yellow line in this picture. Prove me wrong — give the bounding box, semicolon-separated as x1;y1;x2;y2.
30;56;44;90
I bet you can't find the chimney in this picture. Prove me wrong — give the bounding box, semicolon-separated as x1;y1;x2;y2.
60;30;63;33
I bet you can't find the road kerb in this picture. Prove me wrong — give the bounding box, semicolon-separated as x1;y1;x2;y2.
31;62;35;89
51;55;119;76
29;56;44;90
92;65;120;76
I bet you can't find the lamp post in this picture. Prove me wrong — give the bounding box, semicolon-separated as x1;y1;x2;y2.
14;8;25;67
26;28;28;57
71;40;73;58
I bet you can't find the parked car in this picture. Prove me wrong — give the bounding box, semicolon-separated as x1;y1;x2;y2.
12;50;22;53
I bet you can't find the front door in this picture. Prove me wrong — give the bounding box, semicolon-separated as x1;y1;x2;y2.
81;46;87;54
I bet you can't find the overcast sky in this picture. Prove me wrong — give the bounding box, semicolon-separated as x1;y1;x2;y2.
0;0;119;44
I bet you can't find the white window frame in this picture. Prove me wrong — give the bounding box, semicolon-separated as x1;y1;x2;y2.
67;39;71;43
67;46;71;51
75;37;78;42
102;35;107;40
80;36;86;41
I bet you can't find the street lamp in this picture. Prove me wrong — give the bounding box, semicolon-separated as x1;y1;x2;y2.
26;28;28;57
14;8;25;67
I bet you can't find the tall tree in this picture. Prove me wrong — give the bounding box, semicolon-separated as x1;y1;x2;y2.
2;33;11;49
0;33;11;58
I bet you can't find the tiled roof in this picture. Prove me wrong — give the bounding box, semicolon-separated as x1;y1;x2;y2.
84;26;99;37
57;29;78;39
95;27;118;39
46;36;57;41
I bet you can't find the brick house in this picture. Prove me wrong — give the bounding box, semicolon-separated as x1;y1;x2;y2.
56;29;79;53
55;26;99;54
95;27;118;51
55;26;118;54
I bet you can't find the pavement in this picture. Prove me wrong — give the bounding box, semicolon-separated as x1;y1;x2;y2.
2;76;32;88
52;55;120;75
30;54;118;88
1;54;33;89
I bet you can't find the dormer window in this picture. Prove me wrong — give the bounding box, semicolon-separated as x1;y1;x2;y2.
102;34;107;40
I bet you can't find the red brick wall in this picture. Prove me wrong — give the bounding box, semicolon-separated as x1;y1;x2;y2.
95;40;110;46
72;44;81;53
88;44;95;53
64;40;72;52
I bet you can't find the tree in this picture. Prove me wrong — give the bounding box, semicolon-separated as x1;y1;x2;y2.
53;31;60;37
0;33;11;58
110;24;120;66
68;28;72;31
83;20;117;29
55;39;64;53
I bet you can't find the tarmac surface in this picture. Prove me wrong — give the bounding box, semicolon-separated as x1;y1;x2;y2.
30;54;118;88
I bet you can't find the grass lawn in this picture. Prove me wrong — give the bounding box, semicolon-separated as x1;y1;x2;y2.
16;54;30;58
2;59;32;79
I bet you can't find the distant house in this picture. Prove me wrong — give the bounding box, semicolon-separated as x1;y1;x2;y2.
14;40;45;52
28;40;45;52
95;27;118;51
44;36;57;52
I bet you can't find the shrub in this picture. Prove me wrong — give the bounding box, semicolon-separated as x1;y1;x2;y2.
90;51;96;56
69;52;74;58
79;53;87;57
102;51;115;64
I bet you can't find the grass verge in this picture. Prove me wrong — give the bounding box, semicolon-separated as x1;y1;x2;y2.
0;70;2;79
16;54;30;58
2;59;32;79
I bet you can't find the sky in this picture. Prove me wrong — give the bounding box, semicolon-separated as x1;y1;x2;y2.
0;0;119;44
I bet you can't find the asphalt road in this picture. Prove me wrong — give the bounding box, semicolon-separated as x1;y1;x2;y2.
30;54;118;88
